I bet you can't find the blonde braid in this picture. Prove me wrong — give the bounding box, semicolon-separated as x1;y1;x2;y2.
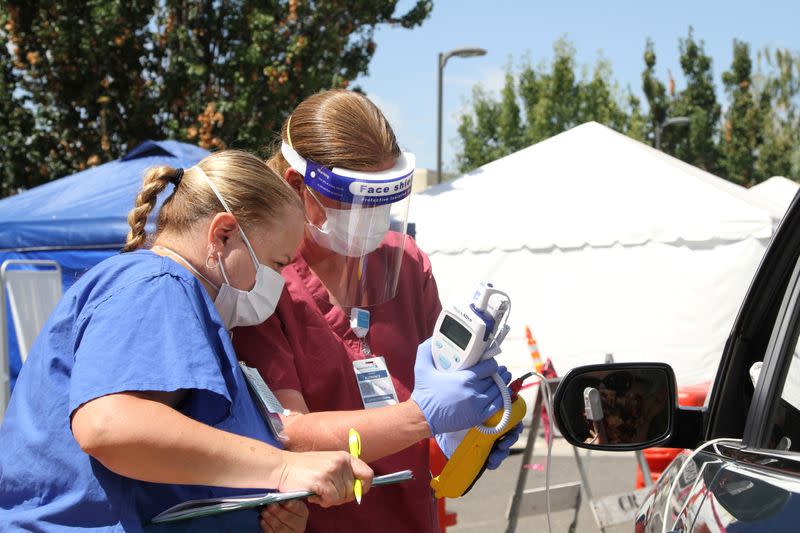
122;166;178;252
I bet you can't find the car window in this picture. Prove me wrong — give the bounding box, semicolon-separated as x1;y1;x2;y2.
782;351;800;411
766;343;800;452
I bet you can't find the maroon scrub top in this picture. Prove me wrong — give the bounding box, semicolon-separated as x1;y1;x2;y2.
234;235;443;533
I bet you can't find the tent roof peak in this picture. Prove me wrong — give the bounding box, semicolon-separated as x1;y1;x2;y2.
120;140;177;162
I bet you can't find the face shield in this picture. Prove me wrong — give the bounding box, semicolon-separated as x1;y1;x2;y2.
281;142;415;308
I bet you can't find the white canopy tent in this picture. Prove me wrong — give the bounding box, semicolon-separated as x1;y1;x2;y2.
749;176;799;226
410;122;777;387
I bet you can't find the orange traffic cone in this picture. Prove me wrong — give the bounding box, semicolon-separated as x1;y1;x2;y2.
525;326;544;374
525;326;558;443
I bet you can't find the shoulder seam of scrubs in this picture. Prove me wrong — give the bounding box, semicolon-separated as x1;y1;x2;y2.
72;270;214;348
72;254;173;314
73;255;195;319
72;271;166;337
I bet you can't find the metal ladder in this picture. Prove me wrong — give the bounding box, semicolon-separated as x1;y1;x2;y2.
505;355;654;532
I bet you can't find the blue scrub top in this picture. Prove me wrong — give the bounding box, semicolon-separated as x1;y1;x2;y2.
0;250;282;532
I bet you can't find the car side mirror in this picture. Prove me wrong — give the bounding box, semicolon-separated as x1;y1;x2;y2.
553;363;677;451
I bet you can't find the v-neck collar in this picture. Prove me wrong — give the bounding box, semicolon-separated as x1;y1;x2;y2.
290;253;352;337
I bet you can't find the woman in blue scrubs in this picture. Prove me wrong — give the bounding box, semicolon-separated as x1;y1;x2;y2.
0;150;373;532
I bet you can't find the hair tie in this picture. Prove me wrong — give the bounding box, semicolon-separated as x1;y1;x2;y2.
170;168;184;187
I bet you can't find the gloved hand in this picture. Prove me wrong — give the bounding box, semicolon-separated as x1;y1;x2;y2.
410;339;505;435
432;365;516;468
486;422;523;469
434;421;524;470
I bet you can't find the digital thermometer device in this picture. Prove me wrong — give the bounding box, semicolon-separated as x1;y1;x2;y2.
430;282;529;499
432;282;511;373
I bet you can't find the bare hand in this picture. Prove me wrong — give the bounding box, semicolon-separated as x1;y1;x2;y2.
260;500;309;533
278;450;373;508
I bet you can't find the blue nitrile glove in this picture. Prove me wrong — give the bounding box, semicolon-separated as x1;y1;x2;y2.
433;365;516;464
434;421;523;469
410;339;504;435
486;422;523;469
497;365;512;391
434;428;468;458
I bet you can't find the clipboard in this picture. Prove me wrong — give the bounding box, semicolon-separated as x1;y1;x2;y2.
150;469;414;524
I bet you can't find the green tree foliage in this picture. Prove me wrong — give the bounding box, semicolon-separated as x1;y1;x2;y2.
642;39;668;141
456;86;503;172
2;2;159;188
0;36;36;196
498;70;525;154
547;39;579;136
625;93;648;143
458;39;641;172
753;47;800;181
579;58;631;133
720;40;759;185
0;0;432;196
456;31;800;185
635;30;722;168
671;29;721;172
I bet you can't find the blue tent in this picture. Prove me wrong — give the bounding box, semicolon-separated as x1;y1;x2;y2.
0;140;209;388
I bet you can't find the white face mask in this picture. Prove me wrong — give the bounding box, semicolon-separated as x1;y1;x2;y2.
158;243;284;330
306;192;391;257
214;235;285;329
167;167;287;330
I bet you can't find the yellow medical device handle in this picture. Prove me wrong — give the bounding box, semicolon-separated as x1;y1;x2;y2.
430;395;528;499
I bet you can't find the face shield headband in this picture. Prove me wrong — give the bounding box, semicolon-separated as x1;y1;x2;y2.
280;142;415;207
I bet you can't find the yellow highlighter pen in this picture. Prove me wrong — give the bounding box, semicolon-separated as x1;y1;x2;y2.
348;428;362;504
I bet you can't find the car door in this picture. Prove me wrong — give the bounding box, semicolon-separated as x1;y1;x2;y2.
684;245;800;532
638;189;800;533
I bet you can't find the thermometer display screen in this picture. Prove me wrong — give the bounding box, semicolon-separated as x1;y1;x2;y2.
440;315;472;350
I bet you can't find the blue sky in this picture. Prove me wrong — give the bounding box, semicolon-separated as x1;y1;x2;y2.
354;0;800;173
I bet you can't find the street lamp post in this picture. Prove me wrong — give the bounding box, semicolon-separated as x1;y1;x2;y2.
437;46;487;184
655;116;690;151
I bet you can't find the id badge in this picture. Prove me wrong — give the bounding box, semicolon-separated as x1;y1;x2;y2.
239;362;289;441
352;356;399;409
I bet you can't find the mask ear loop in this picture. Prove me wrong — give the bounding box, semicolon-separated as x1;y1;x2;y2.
217;252;231;285
194;165;262;271
235;228;261;270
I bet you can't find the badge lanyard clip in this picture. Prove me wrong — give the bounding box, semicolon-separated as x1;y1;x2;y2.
349;307;399;409
350;308;372;356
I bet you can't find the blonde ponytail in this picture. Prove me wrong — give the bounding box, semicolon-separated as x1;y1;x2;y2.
122;166;179;252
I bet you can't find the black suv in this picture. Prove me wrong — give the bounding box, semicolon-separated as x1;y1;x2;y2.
554;191;800;532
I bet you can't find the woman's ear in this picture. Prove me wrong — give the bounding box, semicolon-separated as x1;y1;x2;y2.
284;169;319;223
284;168;304;195
208;212;238;253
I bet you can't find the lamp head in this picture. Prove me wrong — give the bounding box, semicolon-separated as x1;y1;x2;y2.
449;47;487;58
663;116;690;127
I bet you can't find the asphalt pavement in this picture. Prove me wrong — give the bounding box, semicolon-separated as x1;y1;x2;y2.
445;434;641;533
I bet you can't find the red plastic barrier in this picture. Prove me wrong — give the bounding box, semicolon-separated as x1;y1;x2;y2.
636;382;710;488
429;439;457;532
